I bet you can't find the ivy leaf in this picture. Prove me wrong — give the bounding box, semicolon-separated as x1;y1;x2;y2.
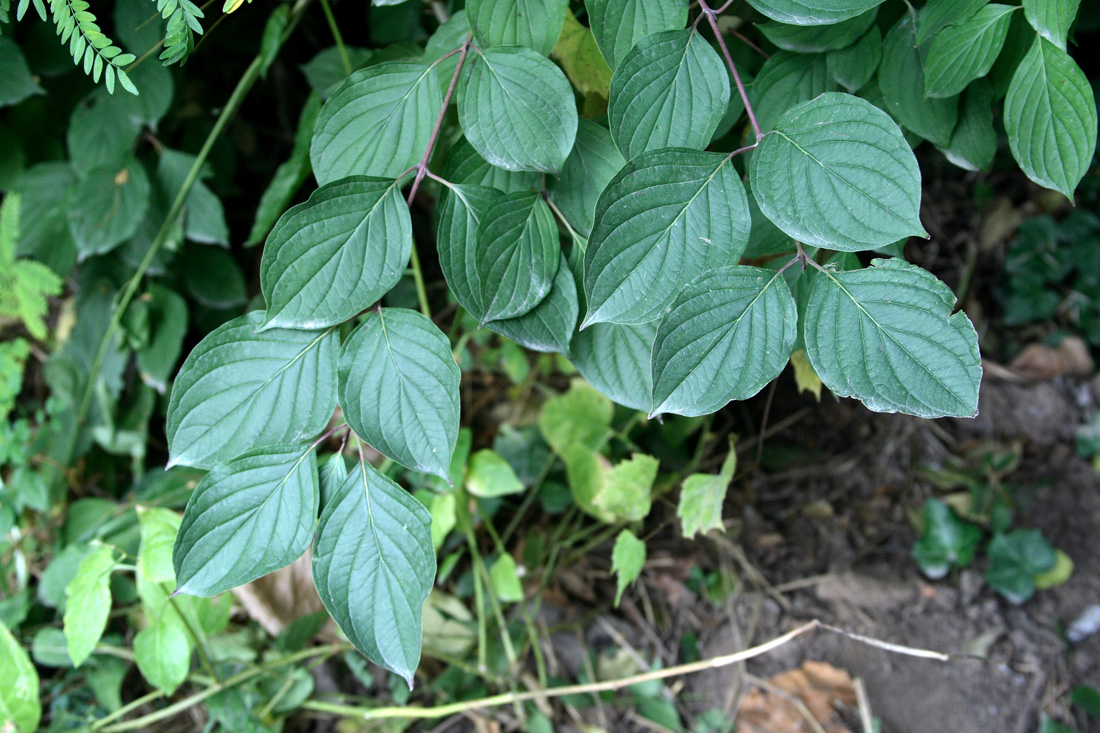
547;119;625;238
67;159;151;260
985;529;1057;604
593;452;658;522
166;311;339;469
466;0;568;56
1022;0;1080;51
260;177;411;330
312;460;435;687
879;15;958;147
925;4;1016;99
651;266;797;418
63;544;117;667
826;26;881;93
442;137;540;194
1005;37;1098;199
310;61;442;184
584;149;750;327
611;529;645;606
436;184;501;318
916;0;987;46
758;8;877;53
749;50;833;133
912;498;982;579
133;616;190;695
750;93;926;252
941;80;996;172
746;0;884;26
571;321;656;412
173;445;319;597
475;192;559;324
679;443;736;539
0;621;40;733
608;30;729;161
804;258;982;418
457;47;578;174
338;308;460;480
488;253;578;355
586;0;686;72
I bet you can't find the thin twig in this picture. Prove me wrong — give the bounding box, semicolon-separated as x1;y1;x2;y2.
699;0;762;142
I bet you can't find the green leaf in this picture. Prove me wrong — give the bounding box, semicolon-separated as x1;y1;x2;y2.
1023;0;1080;51
155;150;229;247
583;149;750;326
1005;37;1098;199
429;492;456;550
260;177;410;330
67;159;151;260
750;93;927;252
1033;549;1074;590
552;10;613;99
487;253;578;355
475;191;559;324
338;308;460;480
804;258;982;418
436;183;500;317
300;46;373;97
911;498;982;579
611;529;645;606
879;14;958;147
311;61;442;184
0;41;44;107
133;616;190;695
173;445;319;596
457;47;578;174
136;284;189;394
592;452;658;521
916;0;989;45
466;449;524;497
548;118;625;238
1070;685;1100;717
539;379;613;456
467;0;568;56
488;555;524;602
10;163;77;274
0;621;40;733
746;0;884;26
442;137;540;194
167;311;339;468
925;4;1016;98
608;29;729;160
62;544;117;667
571;321;655;412
679;444;736;539
136;506;182;585
758;8;877;53
586;0;688;72
312;460;435;686
424;10;470;86
248;94;321;245
826;26;881;94
651;266;797;417
984;529;1057;604
66;90;142;176
749;50;833;134
940;79;996;172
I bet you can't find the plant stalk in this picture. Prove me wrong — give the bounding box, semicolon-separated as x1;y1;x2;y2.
700;0;762;142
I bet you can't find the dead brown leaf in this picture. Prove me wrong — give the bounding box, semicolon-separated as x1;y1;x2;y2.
736;661;857;733
1009;337;1094;380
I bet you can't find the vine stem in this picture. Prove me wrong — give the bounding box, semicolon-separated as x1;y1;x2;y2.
318;0;351;75
76;0;313;427
699;0;762;142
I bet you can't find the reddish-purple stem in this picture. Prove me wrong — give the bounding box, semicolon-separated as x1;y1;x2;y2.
406;36;473;206
699;0;762;143
727;143;757;159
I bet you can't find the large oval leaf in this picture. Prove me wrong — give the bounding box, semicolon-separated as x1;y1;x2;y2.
260;177;411;330
547;118;625;237
586;0;688;72
67;158;150;260
457;47;578;174
826;26;881;93
312;460;435;686
1022;0;1080;51
651;266;797;417
0;621;40;733
942;80;997;172
1005;36;1098;199
166;311;339;468
487;252;578;355
338;308;460;480
758;8;877;53
310;61;442;184
916;0;987;45
747;0;884;25
608;30;729;161
804;258;982;418
443;136;540;194
571;320;656;412
436;183;501;318
748;50;833;133
583;149;750;327
925;4;1016;99
173;444;319;597
750;93;926;252
476;191;559;324
467;0;568;56
878;14;958;147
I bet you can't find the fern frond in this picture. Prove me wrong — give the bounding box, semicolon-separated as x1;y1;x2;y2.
155;0;203;66
48;0;138;94
1;0;10;25
0;194;64;341
15;0;48;22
